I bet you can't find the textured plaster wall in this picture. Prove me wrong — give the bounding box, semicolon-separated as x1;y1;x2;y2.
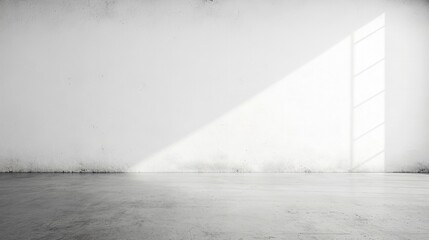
0;0;428;172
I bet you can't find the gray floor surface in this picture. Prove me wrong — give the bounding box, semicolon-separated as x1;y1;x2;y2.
1;173;429;240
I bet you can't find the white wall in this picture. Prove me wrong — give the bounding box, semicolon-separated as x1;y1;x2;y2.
0;0;428;172
385;1;429;172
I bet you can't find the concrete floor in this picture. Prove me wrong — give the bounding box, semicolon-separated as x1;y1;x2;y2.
1;174;429;240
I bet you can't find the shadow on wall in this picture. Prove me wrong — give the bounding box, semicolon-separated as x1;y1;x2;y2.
350;14;385;173
0;0;390;172
131;14;386;173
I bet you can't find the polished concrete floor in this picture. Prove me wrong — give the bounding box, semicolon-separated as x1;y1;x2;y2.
1;173;429;240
